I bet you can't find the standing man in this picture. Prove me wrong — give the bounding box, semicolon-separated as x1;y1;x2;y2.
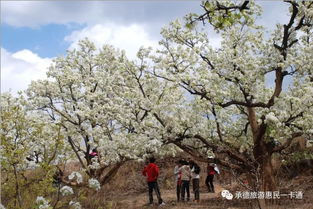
190;160;201;202
142;157;165;206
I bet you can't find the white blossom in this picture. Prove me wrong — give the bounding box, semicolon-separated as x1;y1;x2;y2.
69;201;82;209
265;112;280;124
68;172;83;184
60;186;74;196
88;158;100;170
36;196;51;209
88;178;101;191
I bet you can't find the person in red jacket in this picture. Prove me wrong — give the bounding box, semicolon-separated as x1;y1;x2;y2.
206;162;220;193
142;157;164;205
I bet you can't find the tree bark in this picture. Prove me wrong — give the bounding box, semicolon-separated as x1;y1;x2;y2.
253;142;277;193
13;164;22;208
260;154;276;191
100;162;124;185
247;106;277;192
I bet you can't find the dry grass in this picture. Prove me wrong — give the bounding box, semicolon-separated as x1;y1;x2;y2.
2;158;312;209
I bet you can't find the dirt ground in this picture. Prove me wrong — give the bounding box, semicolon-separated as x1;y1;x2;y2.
110;184;225;209
97;160;313;209
105;183;312;209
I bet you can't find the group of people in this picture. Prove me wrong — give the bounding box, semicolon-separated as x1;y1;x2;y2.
174;159;200;202
142;157;220;206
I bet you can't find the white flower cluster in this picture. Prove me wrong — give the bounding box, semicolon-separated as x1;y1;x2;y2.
88;158;100;170
0;203;5;209
60;186;74;196
68;171;83;184
265;112;280;124
36;196;51;209
88;178;101;191
69;201;82;209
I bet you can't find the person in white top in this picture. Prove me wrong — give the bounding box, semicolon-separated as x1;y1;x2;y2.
174;160;183;201
190;160;200;202
178;160;191;201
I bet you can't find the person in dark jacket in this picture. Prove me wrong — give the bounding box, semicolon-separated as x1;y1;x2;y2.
142;157;165;205
190;160;200;202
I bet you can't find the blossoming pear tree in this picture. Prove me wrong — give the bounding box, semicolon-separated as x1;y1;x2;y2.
149;0;313;191
26;40;180;186
0;93;67;208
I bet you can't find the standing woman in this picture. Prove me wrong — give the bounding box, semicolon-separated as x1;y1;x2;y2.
190;160;201;202
174;160;183;201
205;162;219;193
179;160;191;201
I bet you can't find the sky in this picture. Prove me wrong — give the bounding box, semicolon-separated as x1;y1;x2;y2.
1;1;289;94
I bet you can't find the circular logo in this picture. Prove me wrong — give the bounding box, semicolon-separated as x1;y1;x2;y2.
221;190;233;200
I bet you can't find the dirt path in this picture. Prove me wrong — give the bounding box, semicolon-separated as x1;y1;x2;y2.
109;183;313;209
114;184;226;209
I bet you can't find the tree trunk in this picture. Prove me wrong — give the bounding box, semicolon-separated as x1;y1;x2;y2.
261;154;276;192
13;165;22;208
248;106;276;192
252;147;277;209
100;162;124;185
254;142;276;192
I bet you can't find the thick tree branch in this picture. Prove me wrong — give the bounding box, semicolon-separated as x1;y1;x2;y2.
272;132;303;153
100;161;125;185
